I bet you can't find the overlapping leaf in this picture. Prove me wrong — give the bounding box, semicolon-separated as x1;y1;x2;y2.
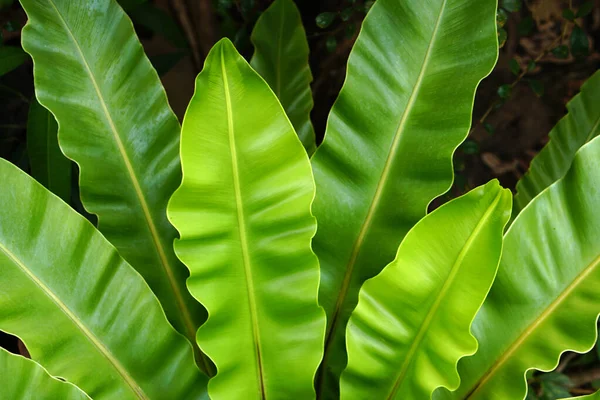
19;0;210;372
0;159;208;400
310;0;499;394
0;348;89;399
250;0;316;154
168;39;325;399
514;70;600;214
342;181;511;399
435;136;600;400
27;98;71;203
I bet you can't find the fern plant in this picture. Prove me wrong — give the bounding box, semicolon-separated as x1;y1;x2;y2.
0;0;599;399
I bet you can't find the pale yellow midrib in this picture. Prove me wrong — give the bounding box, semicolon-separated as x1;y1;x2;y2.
0;243;148;399
467;253;600;398
324;0;449;354
46;0;197;342
220;48;267;399
387;190;503;399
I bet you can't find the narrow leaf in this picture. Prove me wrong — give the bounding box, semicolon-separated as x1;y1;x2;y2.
514;70;600;214
0;348;89;399
167;39;325;399
251;0;317;154
0;46;27;76
342;181;511;399
0;159;208;400
436;135;600;399
19;0;211;372
310;0;499;395
27;98;71;203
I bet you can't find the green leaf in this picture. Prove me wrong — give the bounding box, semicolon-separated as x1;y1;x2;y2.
0;0;13;10
250;0;317;155
514;70;600;213
0;46;28;76
510;58;520;75
552;45;570;59
435;135;600;399
576;1;595;18
461;139;480;154
502;0;522;12
19;0;211;372
528;60;536;71
128;3;188;49
528;78;544;97
562;9;576;21
316;12;336;28
497;8;508;27
498;83;512;99
0;348;89;399
310;0;499;396
326;36;338;52
167;39;325;399
570;25;589;58
341;181;512;399
27;98;72;203
0;159;208;400
560;392;600;400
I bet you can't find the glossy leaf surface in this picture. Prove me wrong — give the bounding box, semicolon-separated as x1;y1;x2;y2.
168;39;325;399
19;0;209;371
27;98;71;203
0;348;89;399
436;136;600;400
311;0;499;394
0;159;208;400
514;70;600;214
342;181;511;399
250;0;316;154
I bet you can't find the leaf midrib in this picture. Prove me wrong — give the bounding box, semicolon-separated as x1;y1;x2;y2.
466;253;600;398
45;0;200;362
386;190;503;399
0;242;148;399
220;47;267;399
319;0;449;385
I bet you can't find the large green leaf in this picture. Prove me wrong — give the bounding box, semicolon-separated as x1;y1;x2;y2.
0;348;89;399
435;136;600;400
250;0;316;155
310;0;499;394
514;70;600;214
0;159;208;400
561;393;600;400
19;0;210;372
167;39;325;399
342;180;511;399
27;98;71;203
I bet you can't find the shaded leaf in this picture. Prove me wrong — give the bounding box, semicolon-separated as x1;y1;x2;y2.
570;26;589;58
0;46;28;76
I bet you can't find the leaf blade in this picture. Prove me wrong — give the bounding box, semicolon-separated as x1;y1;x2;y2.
0;159;208;400
311;0;499;394
250;0;316;154
167;39;325;399
19;0;210;372
342;181;511;399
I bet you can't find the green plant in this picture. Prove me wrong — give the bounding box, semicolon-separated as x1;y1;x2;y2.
1;0;599;399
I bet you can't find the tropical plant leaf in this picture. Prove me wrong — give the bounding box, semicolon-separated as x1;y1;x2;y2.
250;0;316;155
514;70;600;214
561;392;600;400
27;98;71;203
0;46;28;76
19;0;211;372
310;0;499;395
167;39;325;399
341;180;511;399
0;159;208;400
0;348;90;399
434;136;600;400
